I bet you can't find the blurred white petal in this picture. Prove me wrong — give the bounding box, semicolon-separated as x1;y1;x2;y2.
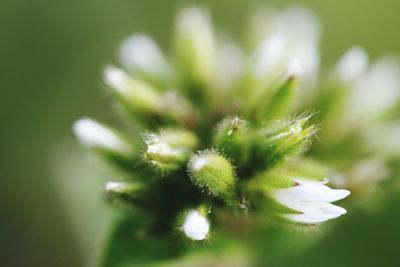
73;118;132;157
119;34;172;82
334;46;369;85
349;56;400;120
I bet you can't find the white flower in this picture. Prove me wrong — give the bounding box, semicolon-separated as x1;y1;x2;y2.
271;178;350;224
182;210;210;240
73;118;133;157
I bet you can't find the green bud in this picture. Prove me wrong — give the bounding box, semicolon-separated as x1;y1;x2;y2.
254;114;318;169
144;129;198;171
175;7;216;87
73;118;136;163
188;150;236;199
104;66;163;114
259;74;299;121
119;34;174;87
213;116;249;165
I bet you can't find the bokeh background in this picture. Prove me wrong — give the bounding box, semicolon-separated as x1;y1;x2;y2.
1;0;400;266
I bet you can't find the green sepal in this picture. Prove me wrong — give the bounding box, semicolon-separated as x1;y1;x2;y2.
258;76;298;121
213;116;250;166
252;113;318;170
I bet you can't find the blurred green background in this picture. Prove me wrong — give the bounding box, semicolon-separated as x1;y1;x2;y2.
1;0;400;266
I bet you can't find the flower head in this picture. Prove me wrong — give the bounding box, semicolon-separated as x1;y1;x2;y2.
72;5;400;245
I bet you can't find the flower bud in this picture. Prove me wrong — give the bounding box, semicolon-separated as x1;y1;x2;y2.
258;59;300;121
144;129;198;171
175;7;216;86
73;118;135;160
239;34;286;109
181;209;210;241
104;66;163;114
188;150;236;199
213;116;249;165
254;114;317;169
119;34;173;85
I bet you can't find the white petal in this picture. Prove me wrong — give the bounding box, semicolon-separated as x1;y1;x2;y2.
182;210;210;241
251;34;286;78
294;178;351;202
286;57;303;78
289;42;320;82
272;179;350;210
285;201;347;224
216;36;244;89
300;201;347;216
277;7;320;44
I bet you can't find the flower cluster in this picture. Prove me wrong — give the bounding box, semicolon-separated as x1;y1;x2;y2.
73;6;400;242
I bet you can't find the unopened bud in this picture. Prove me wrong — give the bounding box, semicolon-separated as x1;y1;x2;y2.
144;129;198;171
104;66;163;114
213;116;249;165
175;7;216;86
119;34;173;85
73;118;135;159
259;60;300;121
254;114;317;169
188;150;236;199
